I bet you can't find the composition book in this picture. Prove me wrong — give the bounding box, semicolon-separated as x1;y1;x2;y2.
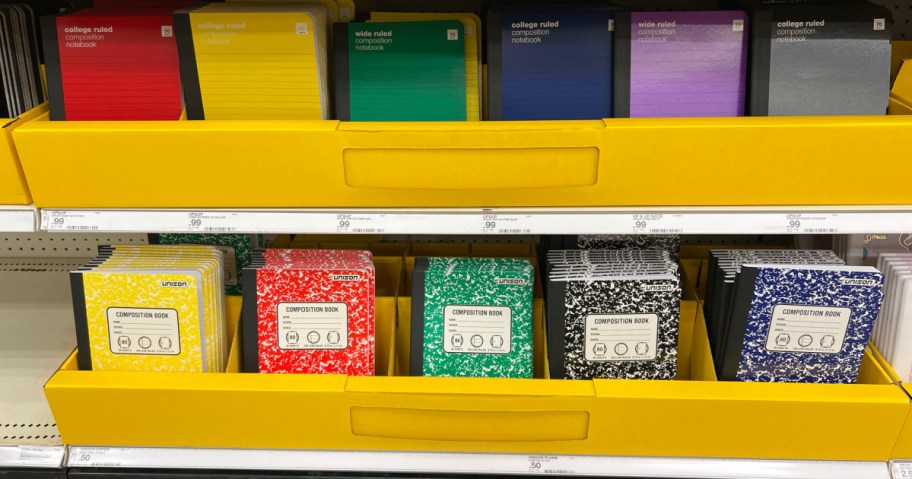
334;20;468;121
174;3;329;120
614;10;748;118
487;4;615;120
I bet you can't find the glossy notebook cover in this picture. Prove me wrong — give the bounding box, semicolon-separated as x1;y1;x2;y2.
724;265;884;383
487;5;614;120
614;10;748;118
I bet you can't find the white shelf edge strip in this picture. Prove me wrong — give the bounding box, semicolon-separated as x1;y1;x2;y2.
0;445;66;468
40;206;912;234
0;205;37;232
65;447;890;479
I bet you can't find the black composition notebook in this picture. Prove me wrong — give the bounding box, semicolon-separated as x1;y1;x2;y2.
745;1;892;115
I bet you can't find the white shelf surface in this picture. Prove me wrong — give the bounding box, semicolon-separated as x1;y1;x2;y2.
0;205;36;232
0;257;83;469
39;205;912;235
63;447;891;479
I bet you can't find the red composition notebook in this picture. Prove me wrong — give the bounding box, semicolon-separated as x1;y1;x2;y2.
42;7;182;120
242;250;376;375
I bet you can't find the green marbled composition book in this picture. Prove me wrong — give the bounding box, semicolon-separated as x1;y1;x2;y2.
411;257;535;378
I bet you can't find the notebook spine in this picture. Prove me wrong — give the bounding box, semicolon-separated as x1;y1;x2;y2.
747;9;772;116
719;265;760;381
69;272;93;370
41;14;66;120
240;267;259;372
409;258;427;376
333;22;351;121
173;8;204;120
612;11;632;118
485;7;503;120
546;279;568;379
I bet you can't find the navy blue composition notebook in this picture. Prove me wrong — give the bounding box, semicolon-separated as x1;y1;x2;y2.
487;5;614;120
722;264;884;383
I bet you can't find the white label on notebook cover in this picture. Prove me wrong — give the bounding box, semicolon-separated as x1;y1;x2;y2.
444;305;512;354
107;308;180;355
216;245;238;285
277;302;348;350
585;313;658;361
765;305;851;354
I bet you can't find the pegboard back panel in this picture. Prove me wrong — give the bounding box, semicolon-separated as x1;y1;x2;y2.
0;233;147;258
872;0;912;39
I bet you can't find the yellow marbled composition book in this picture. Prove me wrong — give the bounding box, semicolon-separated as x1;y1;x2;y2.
71;245;227;372
73;269;206;372
94;245;226;370
90;256;222;371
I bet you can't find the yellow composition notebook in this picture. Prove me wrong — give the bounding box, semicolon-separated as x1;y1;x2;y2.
175;3;330;120
70;245;226;372
369;11;482;121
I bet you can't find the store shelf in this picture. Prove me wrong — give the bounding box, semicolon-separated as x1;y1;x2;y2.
62;447;890;479
38;205;912;235
0;258;81;469
13;115;912;209
0;205;36;232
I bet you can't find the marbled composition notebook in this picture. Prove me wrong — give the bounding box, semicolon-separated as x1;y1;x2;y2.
546;251;681;380
411;257;534;378
721;264;884;383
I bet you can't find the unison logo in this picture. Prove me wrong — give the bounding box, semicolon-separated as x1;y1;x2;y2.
332;274;361;281
840;278;878;287
160;281;190;288
642;284;676;292
496;278;528;285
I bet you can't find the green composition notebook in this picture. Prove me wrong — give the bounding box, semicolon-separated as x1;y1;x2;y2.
411;257;534;378
334;20;467;121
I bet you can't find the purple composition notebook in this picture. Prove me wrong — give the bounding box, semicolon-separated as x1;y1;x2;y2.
613;11;748;118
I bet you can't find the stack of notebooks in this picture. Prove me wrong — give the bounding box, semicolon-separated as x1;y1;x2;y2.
744;1;892;116
151;233;256;296
613;11;749;118
705;249;884;383
334;19;471;121
410;257;534;378
70;244;227;372
577;234;681;261
242;249;376;375
487;4;616;120
0;4;44;118
42;3;188;120
545;249;681;380
174;2;331;120
872;253;912;382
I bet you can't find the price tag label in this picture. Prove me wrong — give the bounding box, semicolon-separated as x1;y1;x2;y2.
186;212;238;233
41;210;99;231
335;214;385;234
479;214;532;234
892;461;912;479
69;447;123;468
785;213;838;234
631;213;684;235
526;455;575;475
0;446;66;468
